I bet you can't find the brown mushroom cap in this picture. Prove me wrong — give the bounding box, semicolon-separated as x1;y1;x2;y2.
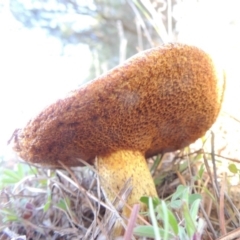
13;43;225;167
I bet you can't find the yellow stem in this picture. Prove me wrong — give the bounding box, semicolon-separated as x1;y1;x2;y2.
96;150;158;236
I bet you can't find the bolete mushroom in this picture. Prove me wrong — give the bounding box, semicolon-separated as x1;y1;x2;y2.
13;43;225;236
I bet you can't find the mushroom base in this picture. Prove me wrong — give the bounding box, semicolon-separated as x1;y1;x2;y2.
96;150;158;236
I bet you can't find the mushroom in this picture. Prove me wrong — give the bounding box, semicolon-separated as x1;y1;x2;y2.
13;43;225;236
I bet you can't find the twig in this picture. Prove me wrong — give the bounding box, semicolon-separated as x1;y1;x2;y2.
216;227;240;240
167;0;173;40
203;152;218;238
224;193;240;226
210;131;220;196
127;0;154;48
219;172;227;235
117;20;127;64
124;204;140;240
150;154;163;176
205;153;240;164
223;111;240;124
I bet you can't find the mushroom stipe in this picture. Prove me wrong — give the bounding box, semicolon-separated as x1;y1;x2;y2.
13;43;225;237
